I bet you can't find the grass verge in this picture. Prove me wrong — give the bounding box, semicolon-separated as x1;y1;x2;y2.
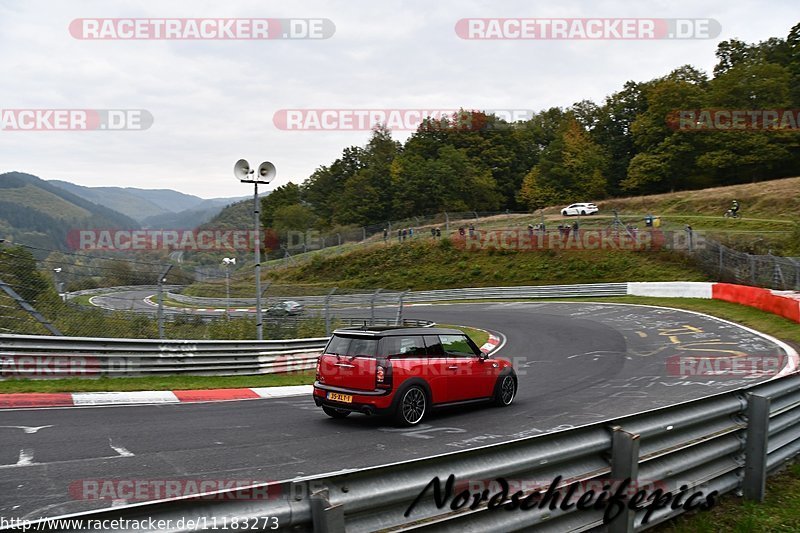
656;462;800;532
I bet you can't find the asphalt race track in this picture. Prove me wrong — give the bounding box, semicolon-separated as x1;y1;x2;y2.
0;301;792;520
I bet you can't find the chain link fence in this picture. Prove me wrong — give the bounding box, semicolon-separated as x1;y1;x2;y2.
0;240;418;339
688;230;800;290
2;215;798;340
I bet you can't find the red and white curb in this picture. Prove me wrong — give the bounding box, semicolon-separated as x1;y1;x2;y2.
143;295;255;313
0;385;312;410
480;334;502;354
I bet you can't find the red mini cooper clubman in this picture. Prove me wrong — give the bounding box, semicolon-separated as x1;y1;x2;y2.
313;327;517;426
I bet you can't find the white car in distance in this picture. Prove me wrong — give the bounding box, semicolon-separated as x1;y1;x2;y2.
561;203;599;216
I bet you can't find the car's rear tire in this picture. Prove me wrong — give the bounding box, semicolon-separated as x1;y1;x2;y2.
322;406;350;419
394;386;427;426
580;210;586;215
493;372;517;407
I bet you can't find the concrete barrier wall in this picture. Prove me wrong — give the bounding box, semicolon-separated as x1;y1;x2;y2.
627;282;713;299
712;283;800;323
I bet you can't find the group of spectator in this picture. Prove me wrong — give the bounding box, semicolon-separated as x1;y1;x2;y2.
457;224;476;237
382;227;422;243
556;221;580;237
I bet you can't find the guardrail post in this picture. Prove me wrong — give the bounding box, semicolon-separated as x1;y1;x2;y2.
608;426;640;533
310;488;345;533
324;287;337;336
370;288;383;325
395;290;409;325
743;393;770;502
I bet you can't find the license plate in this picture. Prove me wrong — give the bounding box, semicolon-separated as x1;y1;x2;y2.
327;392;353;403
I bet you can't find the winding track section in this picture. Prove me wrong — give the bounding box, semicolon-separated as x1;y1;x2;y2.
0;300;792;520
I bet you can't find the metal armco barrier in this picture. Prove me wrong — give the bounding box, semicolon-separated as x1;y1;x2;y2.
0;335;327;378
20;373;800;532
165;283;629;309
0;318;433;379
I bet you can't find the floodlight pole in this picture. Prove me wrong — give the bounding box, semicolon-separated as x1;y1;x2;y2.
254;182;264;340
235;159;275;341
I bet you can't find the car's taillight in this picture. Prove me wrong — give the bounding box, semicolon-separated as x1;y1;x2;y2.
316;357;322;381
376;359;392;389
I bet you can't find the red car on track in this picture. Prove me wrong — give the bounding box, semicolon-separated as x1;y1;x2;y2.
313;327;517;426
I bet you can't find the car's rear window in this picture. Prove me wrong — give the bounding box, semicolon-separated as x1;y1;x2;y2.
325;335;379;357
381;336;427;358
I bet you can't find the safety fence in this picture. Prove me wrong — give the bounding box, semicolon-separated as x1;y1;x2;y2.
690;234;800;291
15;372;800;532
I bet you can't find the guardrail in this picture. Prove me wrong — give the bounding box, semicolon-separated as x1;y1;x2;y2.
0;318;433;379
165;283;629;309
21;373;800;532
65;285;183;299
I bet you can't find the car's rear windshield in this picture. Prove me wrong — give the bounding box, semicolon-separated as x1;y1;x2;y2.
325;335;379;357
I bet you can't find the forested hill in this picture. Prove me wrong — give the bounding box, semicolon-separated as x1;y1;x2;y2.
0;172;140;250
259;24;800;233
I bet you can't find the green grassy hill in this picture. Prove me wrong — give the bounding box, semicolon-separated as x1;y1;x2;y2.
582;176;800;219
0;172;140;250
262;238;708;291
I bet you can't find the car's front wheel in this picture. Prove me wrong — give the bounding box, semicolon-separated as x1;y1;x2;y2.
493;372;517;407
395;386;427;426
322;406;350;419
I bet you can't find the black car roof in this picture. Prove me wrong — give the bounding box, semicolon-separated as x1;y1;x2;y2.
331;326;463;337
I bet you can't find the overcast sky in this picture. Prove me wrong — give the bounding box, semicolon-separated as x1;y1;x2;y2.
0;0;796;199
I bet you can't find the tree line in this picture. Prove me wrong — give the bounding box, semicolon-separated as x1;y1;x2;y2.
262;25;800;231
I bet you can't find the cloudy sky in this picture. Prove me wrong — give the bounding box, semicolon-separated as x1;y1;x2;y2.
0;0;796;199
